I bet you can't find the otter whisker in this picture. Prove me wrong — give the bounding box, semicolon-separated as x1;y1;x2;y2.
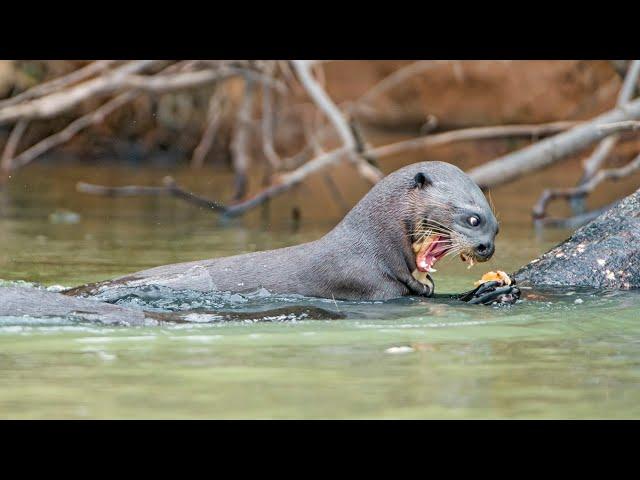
417;225;452;236
444;247;464;258
425;239;454;245
421;222;452;231
422;219;454;232
412;222;452;238
409;231;453;244
426;223;453;232
411;229;450;238
413;221;449;236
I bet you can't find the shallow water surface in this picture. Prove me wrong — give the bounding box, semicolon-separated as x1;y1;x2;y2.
1;163;639;419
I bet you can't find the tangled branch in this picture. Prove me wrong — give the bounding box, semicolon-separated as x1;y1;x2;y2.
3;59;640;230
529;60;640;225
533;151;640;219
291;60;383;184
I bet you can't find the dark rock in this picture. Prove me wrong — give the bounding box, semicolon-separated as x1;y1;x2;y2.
514;188;640;289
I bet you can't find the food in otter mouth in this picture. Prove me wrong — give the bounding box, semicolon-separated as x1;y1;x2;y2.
412;235;450;273
474;270;512;287
460;252;475;269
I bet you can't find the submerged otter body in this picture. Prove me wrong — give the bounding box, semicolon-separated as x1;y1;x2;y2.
67;161;498;301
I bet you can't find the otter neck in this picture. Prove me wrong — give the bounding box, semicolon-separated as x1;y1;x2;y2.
320;186;415;278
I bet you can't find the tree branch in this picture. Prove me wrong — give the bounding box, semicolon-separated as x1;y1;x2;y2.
0;119;28;180
533;152;640;219
548;61;640;216
9;91;138;171
0;60;161;124
260;81;282;170
190;92;227;169
3;64;264;173
467;97;640;189
230;77;256;200
291;60;384;184
368;121;579;159
74;120;588;218
533;202;617;229
77;176;227;212
0;60;120;109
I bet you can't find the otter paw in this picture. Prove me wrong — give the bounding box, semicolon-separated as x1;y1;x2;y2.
458;279;521;306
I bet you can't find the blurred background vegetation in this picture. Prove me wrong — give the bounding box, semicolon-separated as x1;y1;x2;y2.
0;60;639;226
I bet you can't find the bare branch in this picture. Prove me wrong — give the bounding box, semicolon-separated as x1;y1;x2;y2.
223;146;352;217
291;60;384;184
230;77;256;200
596;120;640;135
355;60;444;106
190;92;227;169
77;176;227;212
467;97;640;189
579;61;640;184
0;119;28;180
291;60;356;148
3;62;199;173
10;91;138;171
122;69;240;94
368;121;579;159
191;61;288;93
585;62;640;182
0;62;281;127
260;81;282;170
617;60;640;104
533;202;617;229
538;61;640;217
533;152;640;219
74;120;586;219
0;60;120;109
0;60;161;124
578;136;619;188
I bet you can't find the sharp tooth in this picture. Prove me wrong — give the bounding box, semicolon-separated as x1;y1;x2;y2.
428;267;437;273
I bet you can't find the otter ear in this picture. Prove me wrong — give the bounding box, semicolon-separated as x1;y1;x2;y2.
413;172;432;189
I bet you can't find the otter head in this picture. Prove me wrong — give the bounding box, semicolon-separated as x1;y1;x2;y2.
405;161;498;274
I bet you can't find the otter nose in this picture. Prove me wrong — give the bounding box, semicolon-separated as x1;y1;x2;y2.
474;241;495;259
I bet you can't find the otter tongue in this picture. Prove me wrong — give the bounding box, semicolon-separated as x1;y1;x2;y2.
416;235;442;273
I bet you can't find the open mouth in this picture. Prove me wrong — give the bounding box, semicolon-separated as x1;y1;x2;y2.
412;235;451;273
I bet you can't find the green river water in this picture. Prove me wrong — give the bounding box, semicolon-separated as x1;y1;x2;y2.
1;163;639;419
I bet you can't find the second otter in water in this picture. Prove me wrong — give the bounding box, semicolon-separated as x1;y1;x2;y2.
66;161;499;301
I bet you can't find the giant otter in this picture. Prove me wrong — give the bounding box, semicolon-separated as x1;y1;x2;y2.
66;161;500;301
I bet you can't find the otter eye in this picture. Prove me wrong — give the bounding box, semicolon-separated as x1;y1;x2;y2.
468;215;480;227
